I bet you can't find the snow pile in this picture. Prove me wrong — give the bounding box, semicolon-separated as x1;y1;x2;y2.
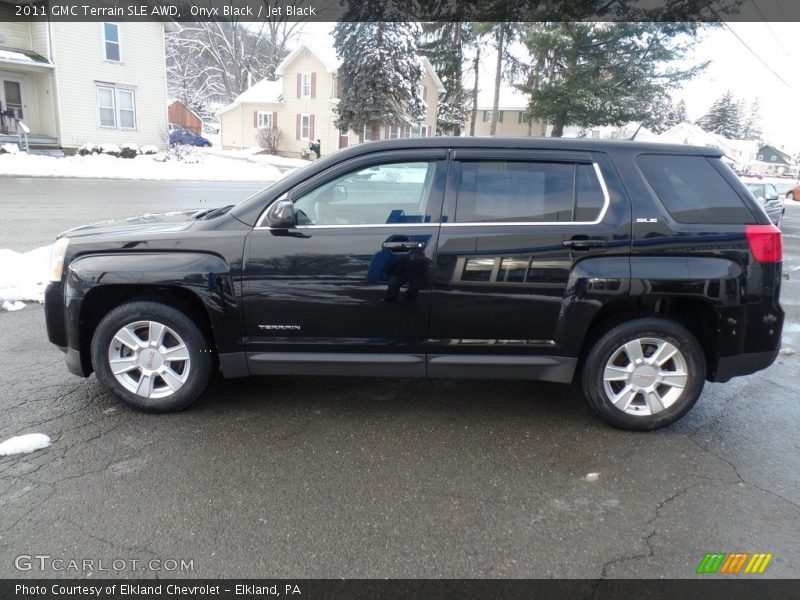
0;245;52;309
0;433;51;456
1;143;19;155
0;152;283;181
584;472;600;482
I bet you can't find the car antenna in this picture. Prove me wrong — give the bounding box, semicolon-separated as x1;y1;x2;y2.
626;123;644;141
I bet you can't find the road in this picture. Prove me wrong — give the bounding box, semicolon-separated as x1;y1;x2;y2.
0;178;799;579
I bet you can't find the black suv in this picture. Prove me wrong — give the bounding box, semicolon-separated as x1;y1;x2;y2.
44;138;784;430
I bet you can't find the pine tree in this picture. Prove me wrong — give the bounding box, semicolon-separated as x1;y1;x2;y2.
517;23;706;137
696;91;743;139
333;22;425;134
740;99;763;140
645;96;688;133
420;22;473;135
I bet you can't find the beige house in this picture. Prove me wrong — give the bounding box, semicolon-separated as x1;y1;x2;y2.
218;42;444;158
473;86;545;137
0;8;175;152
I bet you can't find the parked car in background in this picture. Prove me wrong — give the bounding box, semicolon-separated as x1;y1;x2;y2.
742;180;785;226
168;123;212;147
782;182;800;201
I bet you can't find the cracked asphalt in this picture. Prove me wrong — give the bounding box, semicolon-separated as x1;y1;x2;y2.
1;178;798;579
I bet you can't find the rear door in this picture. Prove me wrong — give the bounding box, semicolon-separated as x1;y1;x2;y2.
428;149;630;379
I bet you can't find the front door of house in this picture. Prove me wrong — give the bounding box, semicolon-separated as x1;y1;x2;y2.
0;76;26;133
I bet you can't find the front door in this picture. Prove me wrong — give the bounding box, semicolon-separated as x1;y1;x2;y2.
0;76;26;133
242;150;447;376
428;149;630;379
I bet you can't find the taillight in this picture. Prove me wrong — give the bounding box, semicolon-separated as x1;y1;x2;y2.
745;224;782;263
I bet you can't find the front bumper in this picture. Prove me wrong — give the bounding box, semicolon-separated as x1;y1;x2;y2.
45;281;90;378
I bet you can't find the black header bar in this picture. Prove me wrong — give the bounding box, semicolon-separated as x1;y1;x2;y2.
2;0;800;23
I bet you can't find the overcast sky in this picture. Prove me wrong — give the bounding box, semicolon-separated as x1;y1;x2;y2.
297;22;799;153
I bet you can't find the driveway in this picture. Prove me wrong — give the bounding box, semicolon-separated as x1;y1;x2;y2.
0;179;798;579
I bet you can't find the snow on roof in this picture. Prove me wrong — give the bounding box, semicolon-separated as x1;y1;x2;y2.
277;41;340;75
218;78;285;115
0;46;53;69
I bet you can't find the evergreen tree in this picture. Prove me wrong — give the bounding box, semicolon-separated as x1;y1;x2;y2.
333;22;425;134
740;99;763;140
517;23;706;137
696;91;743;138
645;96;688;133
420;22;473;135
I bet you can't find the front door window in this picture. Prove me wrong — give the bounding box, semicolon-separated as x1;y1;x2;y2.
292;161;437;226
1;79;25;132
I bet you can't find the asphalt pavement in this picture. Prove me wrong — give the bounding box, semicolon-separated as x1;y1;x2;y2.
0;178;798;579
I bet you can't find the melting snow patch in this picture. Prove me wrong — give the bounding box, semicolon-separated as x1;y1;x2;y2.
0;433;51;456
780;347;795;356
2;300;26;311
0;245;52;306
584;472;600;482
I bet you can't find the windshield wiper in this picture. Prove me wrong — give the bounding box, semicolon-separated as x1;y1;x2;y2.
194;205;234;220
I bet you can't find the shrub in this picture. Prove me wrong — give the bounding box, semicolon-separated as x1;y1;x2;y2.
100;143;121;157
256;128;282;155
77;143;98;156
119;143;138;159
140;145;159;155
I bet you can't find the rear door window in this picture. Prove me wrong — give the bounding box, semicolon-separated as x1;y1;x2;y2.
637;155;754;224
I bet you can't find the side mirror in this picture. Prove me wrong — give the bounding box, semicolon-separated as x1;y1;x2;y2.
267;199;296;229
765;191;779;201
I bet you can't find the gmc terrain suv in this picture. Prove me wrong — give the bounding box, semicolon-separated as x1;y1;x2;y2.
44;138;784;430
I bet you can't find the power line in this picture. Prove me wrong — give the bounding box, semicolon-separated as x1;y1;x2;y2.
719;21;795;91
749;1;800;72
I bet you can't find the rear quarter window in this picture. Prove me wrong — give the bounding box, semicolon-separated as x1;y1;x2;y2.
637;154;755;224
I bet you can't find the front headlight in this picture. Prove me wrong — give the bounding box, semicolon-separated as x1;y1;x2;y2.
48;237;70;282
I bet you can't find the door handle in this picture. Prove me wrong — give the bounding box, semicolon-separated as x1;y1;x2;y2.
562;238;607;250
382;241;426;252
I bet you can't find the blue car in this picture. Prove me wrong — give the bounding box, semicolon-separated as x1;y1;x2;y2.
168;123;212;147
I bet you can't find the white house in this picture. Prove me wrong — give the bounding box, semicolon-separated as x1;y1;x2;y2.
218;41;444;158
0;9;176;152
657;122;759;170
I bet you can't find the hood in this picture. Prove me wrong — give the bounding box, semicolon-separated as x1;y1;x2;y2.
58;209;203;239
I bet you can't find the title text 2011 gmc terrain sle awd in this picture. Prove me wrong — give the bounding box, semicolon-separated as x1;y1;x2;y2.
44;138;784;430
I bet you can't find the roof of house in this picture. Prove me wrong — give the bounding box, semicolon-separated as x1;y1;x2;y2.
216;78;284;116
276;41;340;75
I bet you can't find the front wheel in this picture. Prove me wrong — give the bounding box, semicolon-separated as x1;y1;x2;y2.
581;317;705;430
91;301;215;412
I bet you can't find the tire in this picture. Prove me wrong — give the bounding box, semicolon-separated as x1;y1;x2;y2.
788;192;794;201
581;317;705;430
91;301;214;412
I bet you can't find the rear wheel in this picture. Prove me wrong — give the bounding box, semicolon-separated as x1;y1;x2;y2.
788;192;795;201
91;301;214;412
581;317;705;430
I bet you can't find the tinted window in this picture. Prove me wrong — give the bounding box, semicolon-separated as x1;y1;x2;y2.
455;161;574;223
454;161;606;223
638;155;754;224
293;161;436;226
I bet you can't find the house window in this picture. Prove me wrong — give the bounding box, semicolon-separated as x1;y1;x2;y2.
518;111;525;124
257;111;273;128
301;113;310;139
420;125;429;138
96;84;136;129
389;125;401;139
757;154;763;160
331;74;338;99
484;110;492;123
591;130;600;139
300;73;312;99
103;23;121;62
